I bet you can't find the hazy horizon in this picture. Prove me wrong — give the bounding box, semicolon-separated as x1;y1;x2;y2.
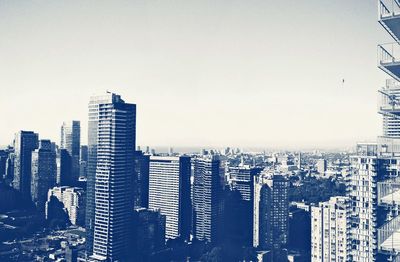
0;1;388;148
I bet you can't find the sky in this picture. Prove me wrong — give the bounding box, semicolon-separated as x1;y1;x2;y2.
0;0;392;149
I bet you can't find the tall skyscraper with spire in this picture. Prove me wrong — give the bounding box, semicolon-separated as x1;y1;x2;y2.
86;92;136;261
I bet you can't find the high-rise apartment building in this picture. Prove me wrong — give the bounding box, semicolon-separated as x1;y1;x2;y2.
347;2;400;261
61;121;81;184
86;92;136;261
46;186;85;226
253;172;289;255
192;156;223;243
229;165;261;201
13;131;39;200
311;196;351;262
31;140;57;213
148;156;191;240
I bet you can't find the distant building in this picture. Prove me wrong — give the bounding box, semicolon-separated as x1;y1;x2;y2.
79;145;88;179
5;151;15;183
229;165;262;245
86;93;136;261
57;148;72;186
229;165;261;201
133;150;150;208
316;159;326;174
133;208;166;260
61;121;81;184
311;196;351;262
148;156;191;240
253;172;289;256
192;156;223;243
0;150;8;180
80;145;88;162
297;152;302;169
13;131;39;200
46;186;85;226
31;140;57;213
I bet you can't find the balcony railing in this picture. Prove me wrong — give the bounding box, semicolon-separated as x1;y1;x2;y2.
379;0;400;41
378;177;400;205
379;215;400;253
379;43;400;81
378;136;400;157
380;0;400;18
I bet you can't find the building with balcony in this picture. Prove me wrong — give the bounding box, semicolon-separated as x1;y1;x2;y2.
311;196;351;262
348;1;400;261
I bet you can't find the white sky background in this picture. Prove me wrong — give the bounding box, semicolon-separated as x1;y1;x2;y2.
0;0;391;149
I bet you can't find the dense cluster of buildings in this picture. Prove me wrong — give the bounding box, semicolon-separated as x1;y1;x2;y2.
0;92;295;262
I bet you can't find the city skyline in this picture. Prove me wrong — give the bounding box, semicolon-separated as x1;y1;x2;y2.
0;1;390;149
4;1;400;261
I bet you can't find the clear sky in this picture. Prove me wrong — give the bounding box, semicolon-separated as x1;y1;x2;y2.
0;0;391;149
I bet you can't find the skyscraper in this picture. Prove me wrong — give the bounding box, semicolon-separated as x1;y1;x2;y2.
253;172;289;257
228;165;262;246
148;156;191;240
13;131;39;200
80;145;88;179
133;150;150;208
86;93;122;255
31;139;57;213
86;92;136;261
58;148;72;185
192;156;223;243
311;196;351;262
229;165;261;202
61;121;81;184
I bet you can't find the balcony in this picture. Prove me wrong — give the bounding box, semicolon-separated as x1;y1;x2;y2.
378;43;400;81
379;0;400;41
378;177;400;205
379;215;400;253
